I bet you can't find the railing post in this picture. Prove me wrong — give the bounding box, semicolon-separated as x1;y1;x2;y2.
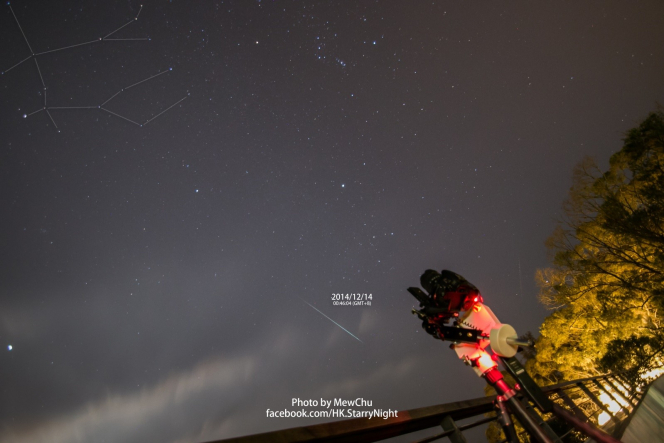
593;380;624;414
577;382;617;424
610;374;631;394
556;389;587;421
440;415;469;443
602;377;635;408
615;373;635;393
615;374;642;405
608;375;635;408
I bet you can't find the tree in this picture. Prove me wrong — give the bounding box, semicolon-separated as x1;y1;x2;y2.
531;110;664;383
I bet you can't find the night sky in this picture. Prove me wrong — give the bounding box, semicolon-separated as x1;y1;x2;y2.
1;1;663;442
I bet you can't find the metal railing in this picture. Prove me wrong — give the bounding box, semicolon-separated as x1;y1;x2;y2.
208;372;647;443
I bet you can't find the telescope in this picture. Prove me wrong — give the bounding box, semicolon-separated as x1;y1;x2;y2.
408;269;621;443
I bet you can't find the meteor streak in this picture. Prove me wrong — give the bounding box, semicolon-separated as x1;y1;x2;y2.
300;298;363;343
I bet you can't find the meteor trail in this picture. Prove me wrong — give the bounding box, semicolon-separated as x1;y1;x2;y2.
300;299;363;343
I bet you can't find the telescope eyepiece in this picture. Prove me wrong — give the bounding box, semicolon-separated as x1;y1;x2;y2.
420;269;464;296
420;269;441;295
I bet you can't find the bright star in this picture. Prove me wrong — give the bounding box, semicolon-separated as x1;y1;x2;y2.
7;345;12;351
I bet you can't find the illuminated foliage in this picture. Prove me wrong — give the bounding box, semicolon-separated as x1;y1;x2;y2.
485;112;664;442
531;110;664;383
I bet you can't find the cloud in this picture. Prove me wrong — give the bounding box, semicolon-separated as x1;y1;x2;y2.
0;316;422;443
0;354;256;443
319;355;421;398
0;307;43;339
358;309;378;335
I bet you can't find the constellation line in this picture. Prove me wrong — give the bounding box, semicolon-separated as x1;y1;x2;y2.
5;2;186;131
9;5;34;54
33;67;181;127
35;39;101;56
26;108;44;116
103;38;149;41
100;90;123;107
33;58;45;88
100;68;171;107
3;55;32;74
124;69;169;90
45;109;59;130
100;107;142;126
48;106;98;109
103;20;134;39
144;95;188;125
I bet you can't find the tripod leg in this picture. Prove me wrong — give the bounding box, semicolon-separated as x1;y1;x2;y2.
496;395;520;443
484;368;554;443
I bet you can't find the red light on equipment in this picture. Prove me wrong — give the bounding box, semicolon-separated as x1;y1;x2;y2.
476;351;497;373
